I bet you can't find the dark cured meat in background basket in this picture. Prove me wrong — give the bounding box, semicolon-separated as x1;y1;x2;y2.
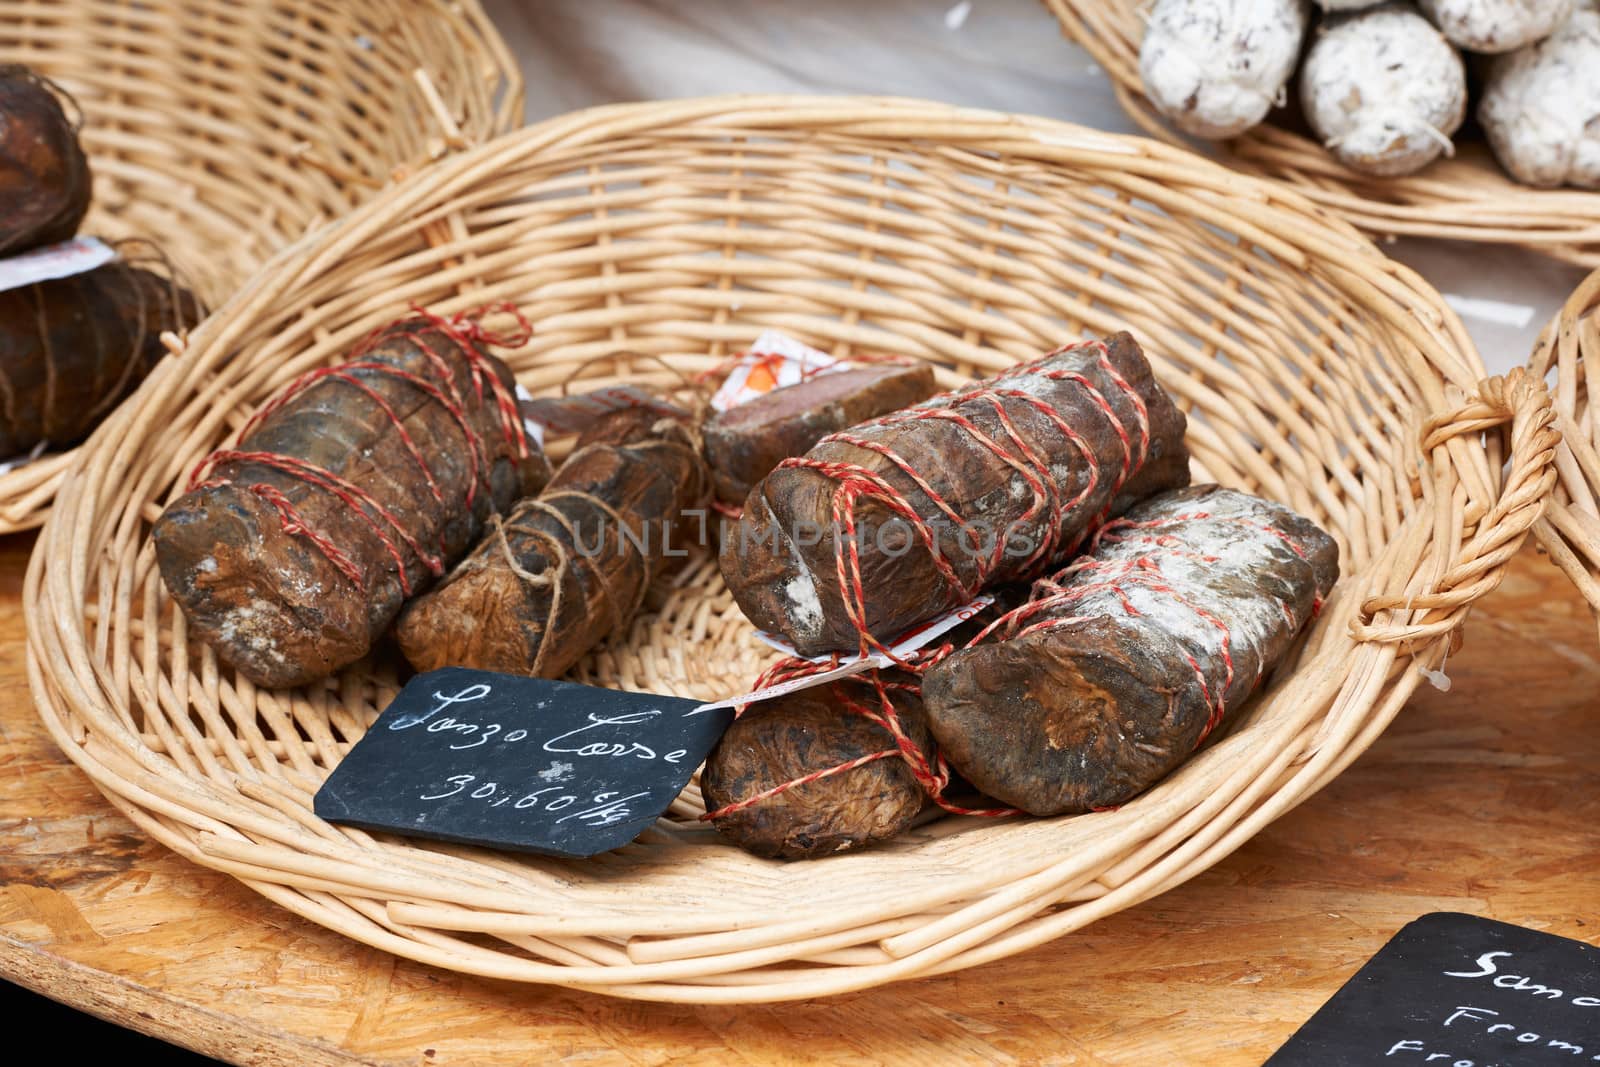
396;409;710;678
721;332;1190;656
0;257;202;456
0;64;91;256
704;362;939;506
154;312;551;689
922;485;1340;815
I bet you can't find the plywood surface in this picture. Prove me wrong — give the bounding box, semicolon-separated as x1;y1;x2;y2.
2;532;1596;1065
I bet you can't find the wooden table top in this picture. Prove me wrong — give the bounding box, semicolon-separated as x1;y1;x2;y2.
2;532;1596;1066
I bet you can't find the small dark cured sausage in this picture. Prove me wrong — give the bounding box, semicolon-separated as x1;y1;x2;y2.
701;673;934;859
704;362;937;506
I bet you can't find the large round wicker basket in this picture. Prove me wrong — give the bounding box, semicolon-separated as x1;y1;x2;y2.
0;0;522;533
26;96;1556;1003
1530;270;1600;638
1042;0;1600;269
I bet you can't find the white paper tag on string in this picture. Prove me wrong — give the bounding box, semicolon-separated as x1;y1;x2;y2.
710;331;849;412
518;384;689;437
513;383;545;450
0;237;116;295
690;594;994;714
691;657;885;715
0;440;49;474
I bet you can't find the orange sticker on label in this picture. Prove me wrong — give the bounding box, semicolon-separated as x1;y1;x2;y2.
710;331;849;412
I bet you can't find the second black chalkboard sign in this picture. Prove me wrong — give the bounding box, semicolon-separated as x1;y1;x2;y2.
1269;912;1600;1066
313;668;733;858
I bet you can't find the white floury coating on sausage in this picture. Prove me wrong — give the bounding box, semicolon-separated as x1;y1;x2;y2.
1480;2;1600;188
1418;0;1574;53
1139;0;1309;140
783;572;824;637
1300;7;1468;176
1079;491;1319;660
1316;0;1383;8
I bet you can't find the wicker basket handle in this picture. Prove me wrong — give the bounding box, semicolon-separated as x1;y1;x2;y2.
1354;368;1559;645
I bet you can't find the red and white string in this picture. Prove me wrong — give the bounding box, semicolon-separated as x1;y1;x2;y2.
186;304;532;598
708;339;1156;823
708;500;1323;824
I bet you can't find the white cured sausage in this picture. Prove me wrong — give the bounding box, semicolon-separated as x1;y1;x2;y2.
1480;2;1600;187
1300;7;1467;176
1139;0;1309;140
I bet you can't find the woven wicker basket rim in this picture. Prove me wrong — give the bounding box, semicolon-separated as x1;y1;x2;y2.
25;94;1557;1002
1531;269;1600;627
0;0;523;534
1040;0;1600;269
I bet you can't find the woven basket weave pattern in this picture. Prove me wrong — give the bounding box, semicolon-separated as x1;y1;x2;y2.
0;0;521;532
1531;271;1600;635
25;97;1555;1002
1041;0;1600;269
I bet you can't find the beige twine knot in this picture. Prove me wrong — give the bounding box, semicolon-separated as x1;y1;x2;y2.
1353;368;1560;646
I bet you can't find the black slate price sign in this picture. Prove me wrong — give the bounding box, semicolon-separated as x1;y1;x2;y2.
1269;913;1600;1066
313;668;733;858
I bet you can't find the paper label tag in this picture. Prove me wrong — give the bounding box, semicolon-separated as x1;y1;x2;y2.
0;237;116;295
710;330;849;412
691;595;994;714
513;384;545;449
0;440;49;474
518;384;688;438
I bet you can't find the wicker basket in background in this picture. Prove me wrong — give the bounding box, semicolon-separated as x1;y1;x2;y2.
1530;270;1600;637
1042;0;1600;269
26;96;1556;1002
0;0;522;532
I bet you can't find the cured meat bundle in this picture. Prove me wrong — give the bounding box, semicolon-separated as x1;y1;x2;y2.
154;309;550;688
0;257;201;455
701;669;1010;859
0;64;91;256
396;410;710;678
722;333;1190;656
703;362;938;506
922;485;1340;815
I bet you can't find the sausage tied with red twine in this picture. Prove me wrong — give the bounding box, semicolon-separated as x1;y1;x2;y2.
154;307;551;689
721;332;1190;658
699;672;944;859
921;484;1340;816
704;485;1337;856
